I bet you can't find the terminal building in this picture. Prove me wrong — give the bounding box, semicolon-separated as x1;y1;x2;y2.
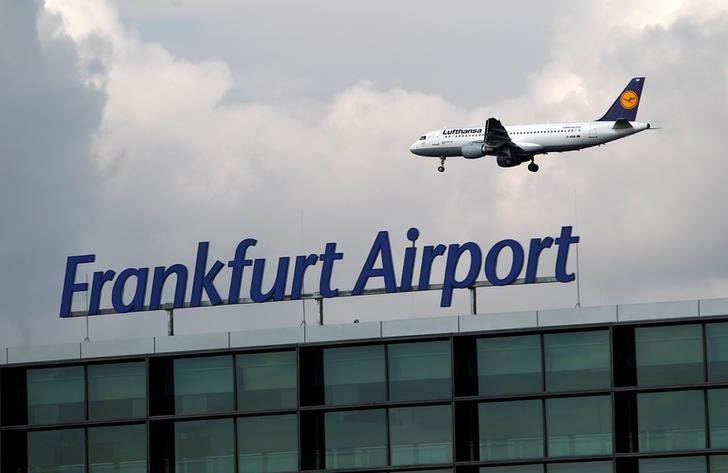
2;296;728;473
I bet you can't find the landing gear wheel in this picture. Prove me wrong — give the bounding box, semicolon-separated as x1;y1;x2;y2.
437;157;446;173
528;162;539;173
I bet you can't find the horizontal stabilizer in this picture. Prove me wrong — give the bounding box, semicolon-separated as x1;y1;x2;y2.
612;118;633;129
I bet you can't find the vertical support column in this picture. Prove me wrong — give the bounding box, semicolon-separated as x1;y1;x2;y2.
167;308;174;336
316;298;324;326
469;287;477;315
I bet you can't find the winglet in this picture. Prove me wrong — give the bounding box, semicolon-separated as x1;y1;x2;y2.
597;77;645;122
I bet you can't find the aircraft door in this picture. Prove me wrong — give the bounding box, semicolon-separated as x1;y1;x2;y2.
431;133;440;146
589;124;598;138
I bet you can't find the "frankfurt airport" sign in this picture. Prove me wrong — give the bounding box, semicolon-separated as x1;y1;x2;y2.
60;226;579;317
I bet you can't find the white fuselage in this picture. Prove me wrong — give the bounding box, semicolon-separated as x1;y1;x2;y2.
410;121;651;158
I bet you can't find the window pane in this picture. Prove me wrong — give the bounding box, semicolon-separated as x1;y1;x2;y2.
712;455;728;473
89;424;146;473
237;351;296;411
88;362;146;420
639;456;707;473
323;345;385;405
325;409;387;469
636;325;704;386
547;461;612;473
175;418;234;472
546;396;612;457
480;466;543;473
28;428;85;473
389;340;451;401
174;356;233;414
479;400;543;461
544;331;610;391
710;389;728;448
238;414;297;473
478;335;542;396
390;405;452;465
707;323;728;381
638;390;706;452
27;366;85;424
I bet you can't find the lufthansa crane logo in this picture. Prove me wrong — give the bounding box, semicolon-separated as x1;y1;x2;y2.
620;90;639;109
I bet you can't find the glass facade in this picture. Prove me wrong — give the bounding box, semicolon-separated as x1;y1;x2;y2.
3;318;728;472
236;351;297;411
477;335;541;396
173;355;234;414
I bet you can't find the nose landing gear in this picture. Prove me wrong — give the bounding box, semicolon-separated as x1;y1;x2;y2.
437;157;446;173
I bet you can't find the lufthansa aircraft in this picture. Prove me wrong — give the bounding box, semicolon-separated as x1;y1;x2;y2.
410;77;652;172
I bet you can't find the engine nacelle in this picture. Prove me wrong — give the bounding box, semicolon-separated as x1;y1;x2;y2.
496;155;529;168
461;143;486;159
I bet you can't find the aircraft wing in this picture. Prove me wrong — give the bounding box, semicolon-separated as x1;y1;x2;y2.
483;117;522;153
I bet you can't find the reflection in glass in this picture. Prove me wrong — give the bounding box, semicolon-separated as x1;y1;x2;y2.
390;405;452;465
544;331;610;391
88;362;146;420
480;465;543;473
238;414;298;473
27;428;85;473
639;456;707;473
325;409;387;469
175;418;234;472
89;424;146;473
389;340;451;401
546;461;612;473
478;335;542;396
707;323;728;381
27;366;85;424
237;351;296;411
174;356;233;414
323;345;385;405
712;455;728;473
638;390;706;452
479;400;543;461
546;396;612;457
636;325;704;386
710;390;728;448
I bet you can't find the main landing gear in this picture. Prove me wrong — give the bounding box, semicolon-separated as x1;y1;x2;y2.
528;158;539;173
437;157;446;173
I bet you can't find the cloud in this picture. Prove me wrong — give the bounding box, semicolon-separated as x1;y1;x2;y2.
1;0;726;346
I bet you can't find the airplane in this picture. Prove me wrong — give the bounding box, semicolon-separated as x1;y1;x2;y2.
410;77;653;173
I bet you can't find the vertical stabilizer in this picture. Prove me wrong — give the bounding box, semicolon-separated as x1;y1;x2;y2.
597;77;645;121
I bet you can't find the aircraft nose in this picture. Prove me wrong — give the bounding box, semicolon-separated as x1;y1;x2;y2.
409;141;421;155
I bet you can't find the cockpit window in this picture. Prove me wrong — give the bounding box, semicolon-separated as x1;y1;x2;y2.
419;136;426;140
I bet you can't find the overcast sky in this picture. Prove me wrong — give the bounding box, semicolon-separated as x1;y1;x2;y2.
1;0;727;347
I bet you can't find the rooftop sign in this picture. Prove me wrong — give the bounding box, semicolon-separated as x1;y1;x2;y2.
60;226;579;318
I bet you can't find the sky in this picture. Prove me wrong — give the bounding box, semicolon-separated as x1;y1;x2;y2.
1;0;727;347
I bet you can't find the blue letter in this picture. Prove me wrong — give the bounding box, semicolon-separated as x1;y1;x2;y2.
554;226;580;282
227;239;257;304
525;237;554;284
291;254;319;299
400;227;419;292
417;244;447;290
111;268;149;313
89;270;115;315
190;242;224;306
353;231;397;295
319;243;343;298
150;264;188;310
60;254;95;317
484;239;525;286
250;257;290;303
441;242;482;307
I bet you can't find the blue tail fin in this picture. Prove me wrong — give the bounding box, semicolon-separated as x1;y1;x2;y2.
597;77;645;121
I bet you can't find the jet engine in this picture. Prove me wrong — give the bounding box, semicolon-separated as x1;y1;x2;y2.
496;155;526;167
461;143;486;159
